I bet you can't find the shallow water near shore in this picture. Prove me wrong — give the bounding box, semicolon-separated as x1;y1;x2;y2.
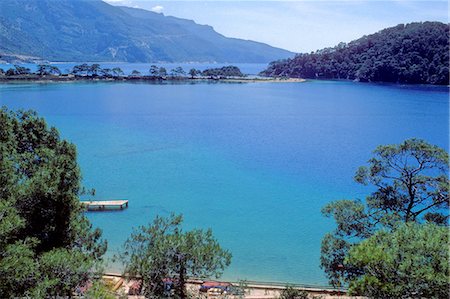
0;79;448;285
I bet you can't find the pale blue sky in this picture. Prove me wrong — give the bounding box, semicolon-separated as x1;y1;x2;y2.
105;0;448;53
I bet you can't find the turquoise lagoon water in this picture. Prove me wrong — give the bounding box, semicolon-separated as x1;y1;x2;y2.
0;80;448;285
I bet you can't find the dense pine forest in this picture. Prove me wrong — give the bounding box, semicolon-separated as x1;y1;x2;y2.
261;22;449;85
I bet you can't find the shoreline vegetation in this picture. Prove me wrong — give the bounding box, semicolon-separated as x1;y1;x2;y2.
0;63;305;84
261;22;449;85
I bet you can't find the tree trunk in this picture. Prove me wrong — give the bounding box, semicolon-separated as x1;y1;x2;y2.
175;261;187;299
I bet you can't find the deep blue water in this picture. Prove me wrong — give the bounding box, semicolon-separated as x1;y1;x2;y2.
0;80;448;285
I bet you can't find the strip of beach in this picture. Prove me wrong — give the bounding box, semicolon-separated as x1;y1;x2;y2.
100;272;357;299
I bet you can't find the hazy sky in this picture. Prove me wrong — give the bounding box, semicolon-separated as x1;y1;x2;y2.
105;0;448;53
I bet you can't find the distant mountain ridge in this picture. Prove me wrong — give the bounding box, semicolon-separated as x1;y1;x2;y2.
0;0;294;63
261;22;449;85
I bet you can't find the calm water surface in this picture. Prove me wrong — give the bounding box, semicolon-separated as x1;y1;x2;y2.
0;80;448;285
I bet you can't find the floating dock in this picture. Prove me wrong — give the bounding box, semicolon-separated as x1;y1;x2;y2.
81;200;129;211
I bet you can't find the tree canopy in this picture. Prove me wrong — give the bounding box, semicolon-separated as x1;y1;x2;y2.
346;223;449;298
37;64;61;76
278;286;308;299
202;66;244;78
71;63;91;76
262;22;449;85
189;68;200;78
354;138;449;225
170;66;186;78
0;108;106;298
1;63;247;82
320;139;449;297
119;213;232;298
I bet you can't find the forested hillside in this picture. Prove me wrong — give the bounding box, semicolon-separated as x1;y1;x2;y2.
261;22;449;85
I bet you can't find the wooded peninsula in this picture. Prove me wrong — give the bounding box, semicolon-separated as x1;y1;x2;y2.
0;64;248;82
261;22;449;85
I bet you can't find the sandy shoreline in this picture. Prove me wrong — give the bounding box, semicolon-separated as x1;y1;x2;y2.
98;272;355;299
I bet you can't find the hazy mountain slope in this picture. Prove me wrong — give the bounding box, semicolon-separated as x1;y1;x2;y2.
0;0;294;63
261;22;449;85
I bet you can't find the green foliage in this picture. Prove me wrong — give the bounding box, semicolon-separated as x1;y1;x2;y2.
320;233;357;287
321;200;372;238
70;63;107;77
159;67;168;78
149;65;169;79
202;66;244;78
131;70;141;77
72;63;91;76
90;63;102;76
13;64;31;75
101;68;112;77
149;65;160;78
37;64;61;76
262;22;449;85
0;239;39;297
355;138;449;224
346;223;449;298
39;248;96;296
189;68;200;78
0;200;25;247
232;279;248;299
170;66;186;78
119;213;232;298
4;63;248;81
85;280;117;299
112;67;124;77
279;286;308;299
0;108;106;297
320;139;449;296
4;65;31;76
5;68;17;76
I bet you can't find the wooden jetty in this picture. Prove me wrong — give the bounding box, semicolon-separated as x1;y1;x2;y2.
81;200;129;211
